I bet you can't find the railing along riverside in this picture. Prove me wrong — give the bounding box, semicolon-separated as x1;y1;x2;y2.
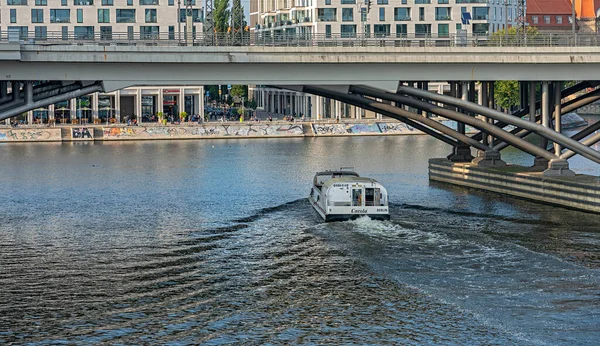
2;31;599;48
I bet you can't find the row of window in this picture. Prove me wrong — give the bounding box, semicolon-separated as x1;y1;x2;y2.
10;8;203;24
315;7;489;22
6;24;197;39
318;22;489;36
531;15;571;25
322;0;508;5
6;0;198;5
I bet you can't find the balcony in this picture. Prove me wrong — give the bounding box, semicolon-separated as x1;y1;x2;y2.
472;15;488;20
394;16;411;21
435;15;451;20
317;16;337;22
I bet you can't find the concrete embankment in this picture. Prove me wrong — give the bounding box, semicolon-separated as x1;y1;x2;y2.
429;158;600;214
0;120;462;142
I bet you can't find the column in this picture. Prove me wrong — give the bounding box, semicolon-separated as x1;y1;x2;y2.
115;91;121;123
554;81;562;156
158;88;164;114
49;104;55;125
70;98;77;123
27;110;33;125
199;87;204;120
529;82;536;122
136;88;143;124
93;92;99;123
179;87;185;120
480;82;488;146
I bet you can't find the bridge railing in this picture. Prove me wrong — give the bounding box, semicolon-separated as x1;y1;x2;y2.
1;31;598;48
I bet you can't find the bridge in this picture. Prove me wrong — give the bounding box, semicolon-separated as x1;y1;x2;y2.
3;34;600;184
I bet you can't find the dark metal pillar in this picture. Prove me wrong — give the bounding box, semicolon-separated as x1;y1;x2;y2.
532;82;551;170
544;81;575;176
447;81;474;162
529;81;536;122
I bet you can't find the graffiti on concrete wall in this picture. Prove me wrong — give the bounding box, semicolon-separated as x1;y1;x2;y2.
312;123;381;135
0;128;62;141
378;123;421;134
72;127;93;139
102;124;305;139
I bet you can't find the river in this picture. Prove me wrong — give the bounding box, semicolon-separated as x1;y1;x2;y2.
0;134;599;345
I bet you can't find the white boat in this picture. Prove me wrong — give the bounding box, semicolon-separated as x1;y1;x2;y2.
308;169;390;222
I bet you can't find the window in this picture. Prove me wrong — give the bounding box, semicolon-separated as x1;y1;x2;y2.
438;0;448;3
74;26;94;39
74;0;93;4
61;0;67;5
532;15;538;24
415;0;430;3
62;26;68;39
396;23;407;37
169;0;174;4
179;9;203;22
35;0;47;5
50;9;70;23
544;16;550;24
379;7;385;21
568;16;573;23
556;16;562;24
394;8;410;21
31;9;44;23
401;0;407;3
435;7;451;20
168;25;175;39
145;9;157;23
127;25;133;39
325;24;331;38
419;7;424;21
415;23;431;37
102;0;114;5
98;9;110;23
472;23;488;35
127;0;133;5
140;25;159;38
373;24;390;37
456;23;461;30
139;0;158;4
342;8;353;21
472;7;489;20
7;0;27;4
116;9;136;23
100;26;112;39
377;0;388;4
8;26;28;40
325;0;331;4
341;0;355;3
317;8;336;21
340;24;356;37
77;9;83;23
10;9;16;23
35;26;47;39
438;23;449;37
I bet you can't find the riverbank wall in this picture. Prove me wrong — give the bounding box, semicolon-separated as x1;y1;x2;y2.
429;158;600;214
0;120;476;142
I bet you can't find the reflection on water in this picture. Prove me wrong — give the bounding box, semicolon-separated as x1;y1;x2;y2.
0;136;599;345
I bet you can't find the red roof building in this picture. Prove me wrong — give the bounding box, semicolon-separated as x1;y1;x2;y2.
526;0;576;32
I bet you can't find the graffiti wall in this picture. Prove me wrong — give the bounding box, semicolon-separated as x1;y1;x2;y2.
0;128;62;142
312;123;381;135
102;124;305;140
72;127;94;139
378;122;422;134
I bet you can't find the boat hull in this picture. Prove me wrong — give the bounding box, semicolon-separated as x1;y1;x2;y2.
308;196;390;222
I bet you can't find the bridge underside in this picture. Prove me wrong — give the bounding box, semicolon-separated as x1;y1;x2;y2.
278;81;600;177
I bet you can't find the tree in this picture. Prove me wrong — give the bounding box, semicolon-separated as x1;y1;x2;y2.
206;85;219;101
229;85;247;99
214;0;230;33
494;80;520;110
489;26;539;46
230;0;247;33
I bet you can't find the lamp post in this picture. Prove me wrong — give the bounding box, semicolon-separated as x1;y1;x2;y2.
504;0;508;42
571;0;576;44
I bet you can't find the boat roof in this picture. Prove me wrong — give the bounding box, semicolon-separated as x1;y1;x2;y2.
322;176;381;189
315;170;359;177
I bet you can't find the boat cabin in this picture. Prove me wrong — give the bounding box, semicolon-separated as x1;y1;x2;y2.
313;170;359;190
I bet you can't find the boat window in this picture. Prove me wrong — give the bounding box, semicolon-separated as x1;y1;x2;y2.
374;188;383;206
352;188;363;206
365;188;375;206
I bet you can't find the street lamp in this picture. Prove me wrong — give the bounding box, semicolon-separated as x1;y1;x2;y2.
177;0;182;44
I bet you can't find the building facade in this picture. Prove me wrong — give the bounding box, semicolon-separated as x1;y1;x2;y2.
1;0;204;124
249;0;517;120
526;0;575;33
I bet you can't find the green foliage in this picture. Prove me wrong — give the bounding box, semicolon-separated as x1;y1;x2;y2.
494;81;520;109
229;85;247;98
180;111;188;119
246;100;257;110
214;0;230;33
230;0;247;31
205;85;219;101
489;26;539;45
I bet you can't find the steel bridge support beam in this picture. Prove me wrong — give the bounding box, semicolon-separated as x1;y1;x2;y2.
543;81;575;176
288;85;487;150
393;84;600;167
445;81;474;162
350;85;553;161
